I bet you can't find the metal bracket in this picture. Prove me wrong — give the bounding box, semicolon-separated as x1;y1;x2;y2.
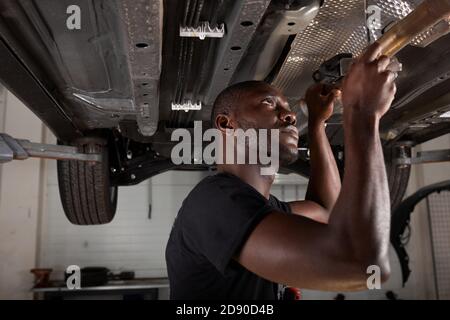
0;133;102;164
440;111;450;118
395;149;450;165
179;22;225;40
312;53;353;84
171;101;202;112
313;53;403;85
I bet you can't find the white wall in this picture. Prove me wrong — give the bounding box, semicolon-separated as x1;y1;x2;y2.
39;161;308;275
0;88;44;299
39;142;209;280
404;134;450;299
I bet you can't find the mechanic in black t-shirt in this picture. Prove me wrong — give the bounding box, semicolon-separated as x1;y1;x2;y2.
166;42;396;299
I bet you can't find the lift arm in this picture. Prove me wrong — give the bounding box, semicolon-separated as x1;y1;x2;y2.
0;133;101;163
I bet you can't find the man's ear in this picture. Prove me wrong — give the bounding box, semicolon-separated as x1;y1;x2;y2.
215;114;234;133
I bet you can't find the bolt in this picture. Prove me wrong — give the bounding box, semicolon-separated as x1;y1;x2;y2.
127;150;133;159
111;167;117;173
130;174;136;180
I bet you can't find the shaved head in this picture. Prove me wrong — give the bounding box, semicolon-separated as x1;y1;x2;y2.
211;81;271;128
210;80;299;166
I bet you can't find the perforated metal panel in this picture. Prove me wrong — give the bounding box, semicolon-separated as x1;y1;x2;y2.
270;0;442;101
271;0;368;99
368;0;413;41
427;191;450;300
367;0;443;46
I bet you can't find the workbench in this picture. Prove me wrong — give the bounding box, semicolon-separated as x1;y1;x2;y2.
31;278;169;300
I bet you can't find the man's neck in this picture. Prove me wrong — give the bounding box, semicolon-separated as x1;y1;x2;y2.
217;164;274;199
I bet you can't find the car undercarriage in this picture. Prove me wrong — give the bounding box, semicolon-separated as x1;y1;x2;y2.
0;0;449;225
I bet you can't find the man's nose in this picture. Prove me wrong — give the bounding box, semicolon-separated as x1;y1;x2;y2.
280;109;297;126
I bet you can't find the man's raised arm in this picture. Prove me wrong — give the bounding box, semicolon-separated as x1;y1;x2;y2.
289;84;342;224
236;42;396;291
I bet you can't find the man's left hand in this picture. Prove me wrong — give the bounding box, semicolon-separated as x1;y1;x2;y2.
303;83;341;126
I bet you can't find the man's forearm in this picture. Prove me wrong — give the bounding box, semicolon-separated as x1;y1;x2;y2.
305;121;341;211
329;115;391;268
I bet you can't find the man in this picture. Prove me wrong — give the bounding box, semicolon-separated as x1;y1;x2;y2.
166;42;396;299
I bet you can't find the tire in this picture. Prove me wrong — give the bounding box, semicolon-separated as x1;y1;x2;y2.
57;141;118;225
384;145;411;210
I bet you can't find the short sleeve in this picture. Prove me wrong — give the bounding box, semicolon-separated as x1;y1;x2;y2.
180;175;275;275
268;195;292;214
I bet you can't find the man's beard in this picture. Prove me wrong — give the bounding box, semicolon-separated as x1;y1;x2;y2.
236;119;299;167
279;143;299;166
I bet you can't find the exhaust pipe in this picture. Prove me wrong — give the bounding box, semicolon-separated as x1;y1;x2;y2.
377;0;450;57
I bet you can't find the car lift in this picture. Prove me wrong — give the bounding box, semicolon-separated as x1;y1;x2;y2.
2;131;450;166
395;149;450;165
0;133;101;164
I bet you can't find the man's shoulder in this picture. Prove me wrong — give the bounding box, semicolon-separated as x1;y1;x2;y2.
185;172;240;200
182;173;290;215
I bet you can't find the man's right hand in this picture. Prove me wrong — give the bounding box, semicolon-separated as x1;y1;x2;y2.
235;42;394;293
341;42;397;121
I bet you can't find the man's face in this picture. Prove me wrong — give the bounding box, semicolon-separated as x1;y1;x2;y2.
231;83;299;166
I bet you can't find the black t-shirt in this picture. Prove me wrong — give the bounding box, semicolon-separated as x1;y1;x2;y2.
165;172;291;300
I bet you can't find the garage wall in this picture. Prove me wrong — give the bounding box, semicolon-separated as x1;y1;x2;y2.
404;134;450;299
39;138;209;279
38;135;310;281
0;88;44;299
0;86;5;192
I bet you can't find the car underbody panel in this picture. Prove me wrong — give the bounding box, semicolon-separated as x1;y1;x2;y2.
1;0;449;229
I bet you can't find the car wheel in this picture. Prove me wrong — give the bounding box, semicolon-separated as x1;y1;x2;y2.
57;139;118;225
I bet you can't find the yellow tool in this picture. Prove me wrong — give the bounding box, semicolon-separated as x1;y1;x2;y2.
376;0;450;57
306;0;450;122
314;0;450;85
